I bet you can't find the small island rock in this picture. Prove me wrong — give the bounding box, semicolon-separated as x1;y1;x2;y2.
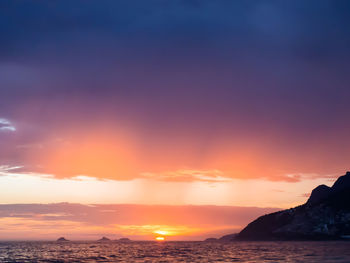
97;237;111;242
204;238;218;242
56;237;69;242
118;238;131;242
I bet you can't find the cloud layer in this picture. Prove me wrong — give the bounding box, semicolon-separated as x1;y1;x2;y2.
1;0;350;182
0;203;278;240
0;118;15;132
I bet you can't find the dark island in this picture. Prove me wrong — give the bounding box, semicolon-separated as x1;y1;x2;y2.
97;237;111;242
56;237;69;242
204;238;218;242
228;171;350;240
118;238;131;242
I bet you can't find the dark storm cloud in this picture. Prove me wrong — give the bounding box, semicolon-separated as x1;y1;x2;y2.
1;0;350;57
1;0;349;106
1;0;350;180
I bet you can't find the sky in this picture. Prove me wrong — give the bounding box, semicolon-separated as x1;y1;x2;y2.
1;0;350;240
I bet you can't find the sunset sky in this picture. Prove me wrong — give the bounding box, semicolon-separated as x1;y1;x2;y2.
1;0;350;240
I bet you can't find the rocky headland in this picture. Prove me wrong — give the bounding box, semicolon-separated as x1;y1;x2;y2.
234;171;350;240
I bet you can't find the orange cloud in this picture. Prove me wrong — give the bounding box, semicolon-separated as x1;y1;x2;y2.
0;203;278;240
32;130;139;180
10;126;347;183
140;169;228;182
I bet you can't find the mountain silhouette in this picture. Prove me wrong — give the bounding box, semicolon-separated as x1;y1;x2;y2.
235;171;350;240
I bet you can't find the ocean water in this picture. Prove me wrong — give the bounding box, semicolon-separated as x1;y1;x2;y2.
0;241;349;262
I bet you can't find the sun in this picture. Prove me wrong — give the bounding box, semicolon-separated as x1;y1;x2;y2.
155;236;165;241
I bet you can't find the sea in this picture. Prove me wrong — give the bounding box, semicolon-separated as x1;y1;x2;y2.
0;241;349;262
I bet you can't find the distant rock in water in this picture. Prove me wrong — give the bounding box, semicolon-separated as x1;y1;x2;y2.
203;238;218;242
118;238;131;242
219;234;238;242
56;237;69;242
98;237;111;242
204;234;238;242
235;171;350;240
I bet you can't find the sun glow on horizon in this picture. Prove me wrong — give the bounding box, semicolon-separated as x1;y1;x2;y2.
154;230;169;236
154;229;169;241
